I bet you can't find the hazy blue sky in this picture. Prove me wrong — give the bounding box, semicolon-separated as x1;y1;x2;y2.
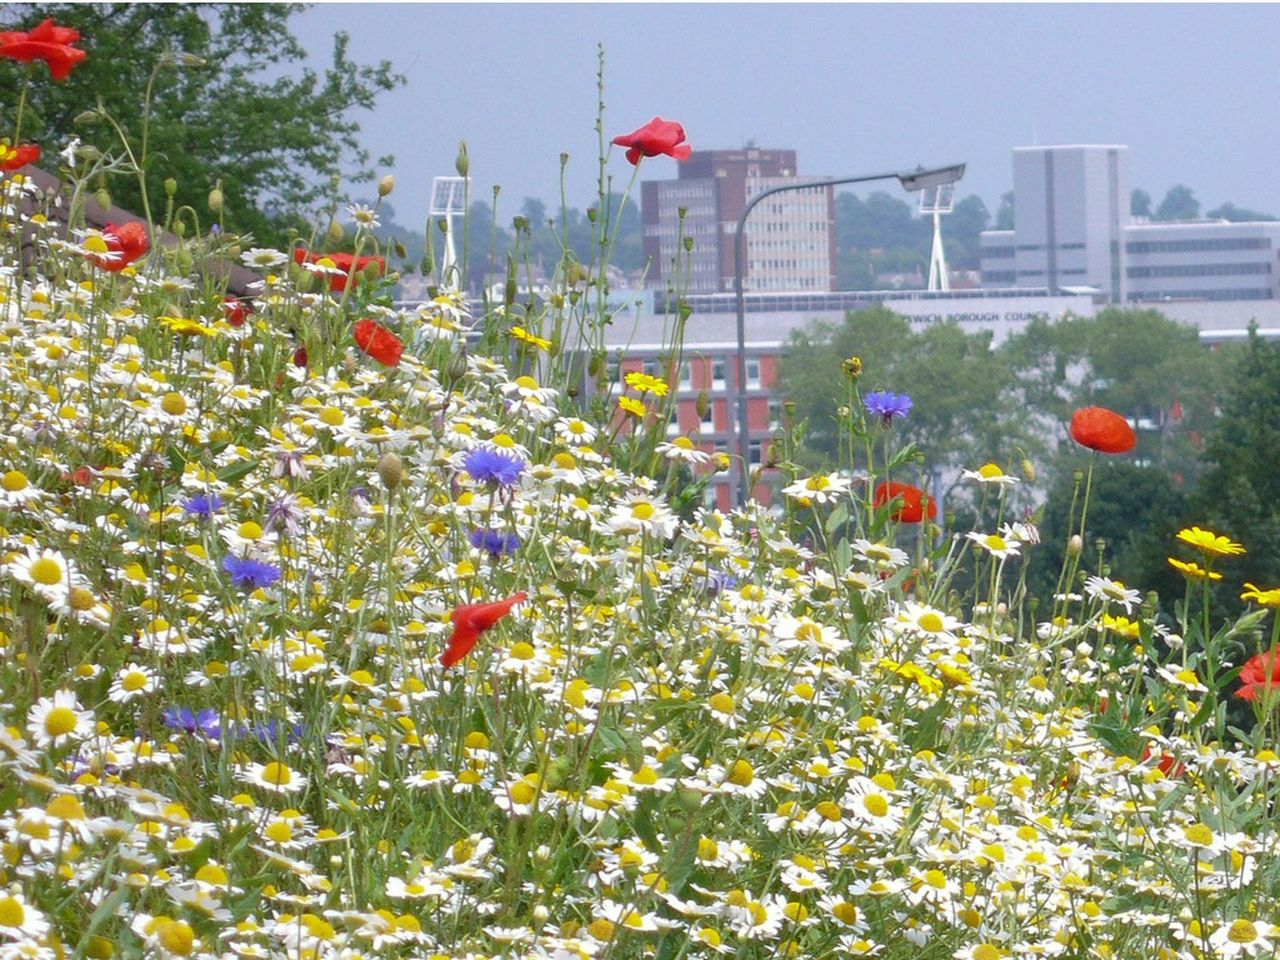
291;3;1280;229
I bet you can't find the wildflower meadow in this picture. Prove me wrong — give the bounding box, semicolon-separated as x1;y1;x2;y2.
5;18;1280;960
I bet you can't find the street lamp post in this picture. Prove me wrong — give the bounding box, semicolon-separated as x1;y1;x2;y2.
731;163;967;506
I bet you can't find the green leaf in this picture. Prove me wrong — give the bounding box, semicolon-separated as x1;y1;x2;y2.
217;458;258;484
824;501;849;536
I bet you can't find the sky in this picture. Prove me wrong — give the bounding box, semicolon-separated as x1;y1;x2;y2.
290;3;1280;229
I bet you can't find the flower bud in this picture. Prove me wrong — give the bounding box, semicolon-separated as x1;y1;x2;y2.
327;220;344;243
683;236;694;252
74;109;101;127
1067;534;1083;556
392;239;407;260
94;187;111;212
377;452;407;490
446;350;469;384
676;787;703;813
207;188;223;214
842;356;863;379
173;221;186;238
455;140;469;177
163;178;177;197
695;390;711;420
378;174;395;197
1021;458;1036;482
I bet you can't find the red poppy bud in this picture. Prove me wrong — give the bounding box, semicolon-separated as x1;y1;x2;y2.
1069;406;1136;454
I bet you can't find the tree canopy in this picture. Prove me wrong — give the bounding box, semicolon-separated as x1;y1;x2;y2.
0;4;404;245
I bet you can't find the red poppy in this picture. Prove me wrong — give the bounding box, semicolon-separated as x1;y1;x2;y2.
612;117;693;166
1138;744;1186;779
441;592;528;669
293;248;386;292
292;345;308;368
223;296;251;328
354;318;403;367
1;143;40;172
1069;406;1136;454
0;19;87;82
88;221;150;272
1236;649;1280;702
873;481;936;524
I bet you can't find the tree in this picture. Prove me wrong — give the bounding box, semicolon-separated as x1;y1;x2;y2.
940;194;990;270
777;306;1033;473
1131;188;1153;218
995;191;1014;230
1187;330;1280;604
1206;202;1275;222
1155;184;1200;222
0;4;404;246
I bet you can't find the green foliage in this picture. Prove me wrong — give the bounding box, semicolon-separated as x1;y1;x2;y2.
1206;201;1276;222
1131;188;1152;218
1030;463;1187;606
1189;330;1280;603
0;4;404;245
778;305;1033;472
995;190;1014;230
1154;184;1200;222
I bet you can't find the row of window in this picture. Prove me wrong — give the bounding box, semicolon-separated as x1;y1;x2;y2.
1130;288;1274;301
609;357;766;391
1127;237;1271;254
1128;262;1272;278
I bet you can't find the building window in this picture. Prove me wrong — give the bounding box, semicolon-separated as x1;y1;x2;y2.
745;358;762;389
700;405;716;433
606;359;620;385
748;440;763;466
711;359;727;391
678;361;693;390
768;399;783;430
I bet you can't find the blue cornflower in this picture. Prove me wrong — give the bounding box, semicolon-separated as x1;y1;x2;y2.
163;707;222;739
704;569;739;595
223;554;281;590
864;391;913;425
463;448;526;487
470;528;521;557
182;493;224;518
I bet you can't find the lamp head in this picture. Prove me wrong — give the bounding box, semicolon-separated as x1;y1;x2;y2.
898;163;966;192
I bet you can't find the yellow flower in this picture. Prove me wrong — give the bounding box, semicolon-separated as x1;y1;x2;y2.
1241;583;1280;609
1167;557;1223;581
510;326;552;351
617;396;647;418
159;315;218;338
625;371;669;397
1176;526;1245;557
1102;614;1142;640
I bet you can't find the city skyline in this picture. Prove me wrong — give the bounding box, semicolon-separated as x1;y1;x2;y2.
290;4;1280;229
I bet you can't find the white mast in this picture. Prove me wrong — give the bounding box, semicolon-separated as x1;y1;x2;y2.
919;181;956;292
429;176;467;291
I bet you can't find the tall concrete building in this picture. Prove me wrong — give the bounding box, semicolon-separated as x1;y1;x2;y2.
981;143;1280;303
980;145;1130;302
641;147;836;295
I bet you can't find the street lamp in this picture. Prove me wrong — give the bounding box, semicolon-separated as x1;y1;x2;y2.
731;162;966;505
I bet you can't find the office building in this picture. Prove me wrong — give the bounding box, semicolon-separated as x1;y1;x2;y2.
641;147;837;295
981;144;1280;303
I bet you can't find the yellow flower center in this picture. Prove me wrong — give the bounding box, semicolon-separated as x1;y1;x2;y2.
698;837;719;860
44;707;77;737
815;800;843;822
727;759;754;786
69;587;97;611
515;375;538;390
977;463;1003;479
155;919;195;956
631;502;655;521
30;557;63;585
984;535;1008;552
674;437;695;450
509;781;536;805
238;521;263;540
260;762;293;787
121;671;148;692
264;820;294;843
832;901;858;925
587;919;615;941
862;794;889;817
918;612;944;633
1184;823;1214;846
924;869;948;889
318;406;344;426
0;896;24;927
973;945;1003;960
1229;920;1259;943
161;392;187;416
509;642;536;661
805;475;831;491
2;470;28;492
708;692;735;714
